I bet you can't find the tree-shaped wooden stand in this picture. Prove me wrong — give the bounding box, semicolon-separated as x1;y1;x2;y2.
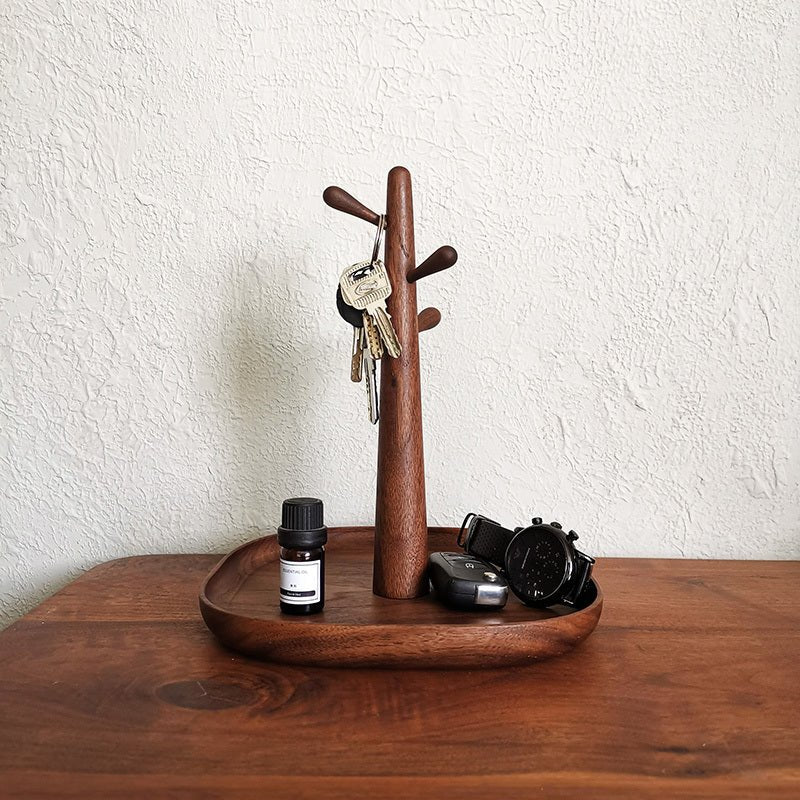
199;167;603;668
325;167;456;599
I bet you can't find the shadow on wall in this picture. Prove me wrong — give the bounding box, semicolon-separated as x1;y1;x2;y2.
0;575;73;629
212;253;330;552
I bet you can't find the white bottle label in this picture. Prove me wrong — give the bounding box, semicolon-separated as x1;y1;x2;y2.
280;558;321;604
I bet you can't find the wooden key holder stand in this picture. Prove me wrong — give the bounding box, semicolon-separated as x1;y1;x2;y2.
325;167;454;599
199;167;603;668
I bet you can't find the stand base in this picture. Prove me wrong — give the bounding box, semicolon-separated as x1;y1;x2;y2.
200;527;603;669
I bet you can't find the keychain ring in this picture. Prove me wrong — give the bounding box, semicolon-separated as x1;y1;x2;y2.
371;214;386;264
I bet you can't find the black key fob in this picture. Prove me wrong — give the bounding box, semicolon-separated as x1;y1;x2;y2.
428;552;509;610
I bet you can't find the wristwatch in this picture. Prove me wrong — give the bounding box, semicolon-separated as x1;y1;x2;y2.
457;513;595;608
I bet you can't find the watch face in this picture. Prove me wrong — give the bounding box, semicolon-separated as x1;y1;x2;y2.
505;526;570;605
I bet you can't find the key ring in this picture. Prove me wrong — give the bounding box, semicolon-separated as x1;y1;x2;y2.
371;214;386;264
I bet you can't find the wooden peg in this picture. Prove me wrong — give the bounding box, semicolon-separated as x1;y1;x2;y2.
407;245;457;283
323;186;381;226
417;307;441;332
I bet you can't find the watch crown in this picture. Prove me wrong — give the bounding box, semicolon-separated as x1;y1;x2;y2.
551;521;562;529
568;530;579;541
531;517;543;525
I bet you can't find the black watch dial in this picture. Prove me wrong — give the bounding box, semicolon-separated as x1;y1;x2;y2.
505;526;571;606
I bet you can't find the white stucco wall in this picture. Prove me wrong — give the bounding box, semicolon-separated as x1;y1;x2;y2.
2;1;799;626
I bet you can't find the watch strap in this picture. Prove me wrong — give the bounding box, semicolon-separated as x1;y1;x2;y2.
458;514;516;567
562;549;595;607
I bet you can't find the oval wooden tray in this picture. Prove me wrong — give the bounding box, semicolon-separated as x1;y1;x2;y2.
199;527;603;669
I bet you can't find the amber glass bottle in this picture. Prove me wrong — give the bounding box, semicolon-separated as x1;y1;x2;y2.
278;497;327;615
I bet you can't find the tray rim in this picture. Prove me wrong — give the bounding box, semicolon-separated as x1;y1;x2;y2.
199;526;603;668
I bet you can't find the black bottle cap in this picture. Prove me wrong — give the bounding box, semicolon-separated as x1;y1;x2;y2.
278;497;327;549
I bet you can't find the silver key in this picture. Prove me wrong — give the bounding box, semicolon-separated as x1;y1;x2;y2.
340;260;402;359
363;346;379;424
371;305;401;359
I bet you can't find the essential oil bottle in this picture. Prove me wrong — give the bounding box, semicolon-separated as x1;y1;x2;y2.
278;497;326;615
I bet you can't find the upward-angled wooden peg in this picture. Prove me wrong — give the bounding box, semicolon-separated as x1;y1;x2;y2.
407;245;457;283
323;186;381;226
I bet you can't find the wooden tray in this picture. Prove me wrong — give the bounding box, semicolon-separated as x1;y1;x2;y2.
199;527;603;669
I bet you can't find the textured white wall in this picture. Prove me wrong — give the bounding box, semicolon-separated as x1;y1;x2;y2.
2;1;799;626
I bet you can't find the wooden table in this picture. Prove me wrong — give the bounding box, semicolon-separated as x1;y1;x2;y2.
0;556;797;799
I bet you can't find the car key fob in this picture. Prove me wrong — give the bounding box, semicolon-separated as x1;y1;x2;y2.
428;552;508;610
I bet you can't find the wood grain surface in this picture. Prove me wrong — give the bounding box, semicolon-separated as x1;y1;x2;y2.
322;185;381;226
407;244;458;283
1;555;798;799
417;306;442;332
199;527;603;668
374;165;429;599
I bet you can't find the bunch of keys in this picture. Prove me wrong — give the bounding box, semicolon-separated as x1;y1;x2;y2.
337;289;379;424
337;215;402;424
